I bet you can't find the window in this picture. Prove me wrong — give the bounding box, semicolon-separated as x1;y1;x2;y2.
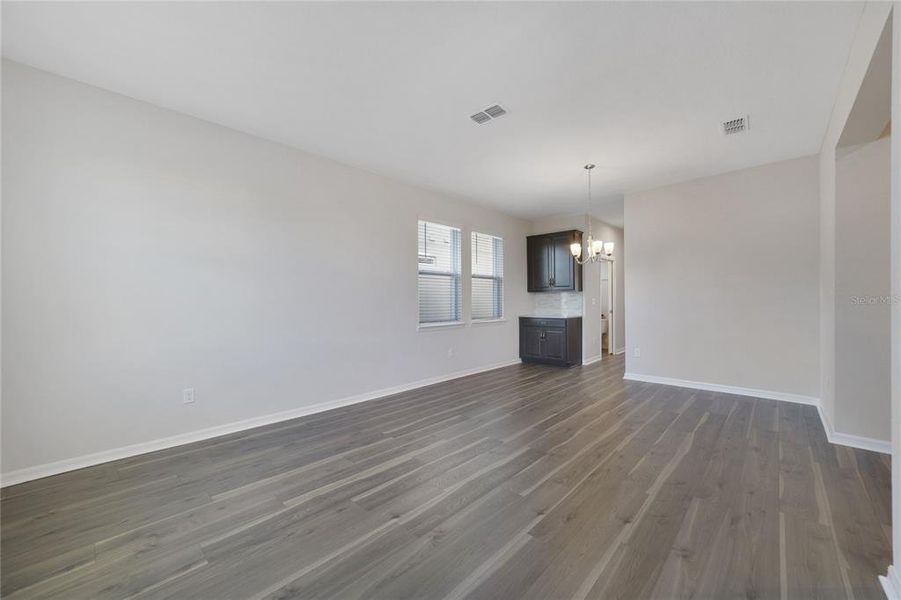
418;220;462;325
471;231;504;320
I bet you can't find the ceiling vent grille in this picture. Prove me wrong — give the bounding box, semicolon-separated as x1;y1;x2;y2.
470;104;508;124
484;104;507;118
723;115;749;135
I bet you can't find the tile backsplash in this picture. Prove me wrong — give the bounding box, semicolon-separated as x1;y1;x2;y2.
530;292;583;317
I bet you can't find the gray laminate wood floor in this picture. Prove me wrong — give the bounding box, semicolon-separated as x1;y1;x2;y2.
1;355;892;599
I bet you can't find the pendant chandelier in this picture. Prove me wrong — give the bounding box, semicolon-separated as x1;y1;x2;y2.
570;163;614;264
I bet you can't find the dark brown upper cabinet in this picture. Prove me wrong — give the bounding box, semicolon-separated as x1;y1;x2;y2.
526;230;583;292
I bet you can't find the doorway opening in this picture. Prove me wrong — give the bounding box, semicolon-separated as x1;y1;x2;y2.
599;257;615;357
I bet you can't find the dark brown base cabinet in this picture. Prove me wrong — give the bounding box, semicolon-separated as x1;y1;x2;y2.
519;317;582;367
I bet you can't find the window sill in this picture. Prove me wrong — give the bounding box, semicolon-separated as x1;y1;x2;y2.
471;318;507;326
418;321;465;331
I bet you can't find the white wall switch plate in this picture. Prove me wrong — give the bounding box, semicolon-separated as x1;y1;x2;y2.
183;388;195;404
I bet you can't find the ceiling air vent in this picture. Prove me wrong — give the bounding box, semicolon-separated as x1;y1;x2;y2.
470;104;508;124
722;115;749;135
484;104;507;118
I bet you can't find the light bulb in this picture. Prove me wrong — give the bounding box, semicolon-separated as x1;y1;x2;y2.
604;242;615;256
591;240;604;257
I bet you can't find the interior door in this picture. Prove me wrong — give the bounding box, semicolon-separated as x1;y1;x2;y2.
608;259;615;354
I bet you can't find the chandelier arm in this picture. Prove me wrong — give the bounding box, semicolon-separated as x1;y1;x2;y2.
573;254;602;266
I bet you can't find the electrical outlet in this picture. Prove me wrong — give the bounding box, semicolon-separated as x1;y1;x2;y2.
183;388;195;404
633;347;641;358
447;348;454;358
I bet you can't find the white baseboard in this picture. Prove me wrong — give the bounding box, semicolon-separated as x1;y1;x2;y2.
881;565;901;600
613;347;625;355
622;372;819;406
582;355;603;366
622;371;891;455
1;358;523;487
816;404;891;455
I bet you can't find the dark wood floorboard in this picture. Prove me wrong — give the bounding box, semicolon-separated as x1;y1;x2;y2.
0;355;891;599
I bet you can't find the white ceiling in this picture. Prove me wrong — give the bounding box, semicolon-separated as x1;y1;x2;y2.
2;2;864;226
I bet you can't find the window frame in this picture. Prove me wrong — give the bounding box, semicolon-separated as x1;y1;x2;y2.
470;230;505;322
417;218;464;328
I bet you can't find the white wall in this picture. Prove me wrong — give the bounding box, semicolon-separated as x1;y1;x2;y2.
0;61;532;477
529;214;625;361
818;3;893;443
624;155;820;399
820;141;839;426
835;137;891;442
890;4;901;589
812;6;899;591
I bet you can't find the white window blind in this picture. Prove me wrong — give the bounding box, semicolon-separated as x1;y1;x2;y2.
471;232;504;320
418;220;462;324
